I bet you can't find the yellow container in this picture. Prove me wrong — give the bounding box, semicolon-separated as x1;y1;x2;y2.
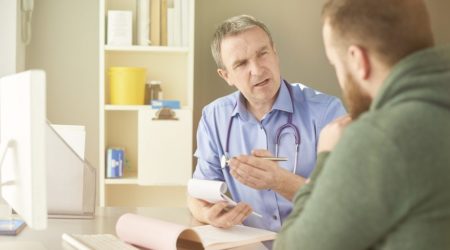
109;67;146;105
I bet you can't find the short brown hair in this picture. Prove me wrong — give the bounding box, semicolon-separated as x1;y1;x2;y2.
211;15;273;69
322;0;434;66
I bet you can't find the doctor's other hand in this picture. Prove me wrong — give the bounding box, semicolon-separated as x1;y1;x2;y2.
197;200;252;228
317;115;352;153
229;150;285;190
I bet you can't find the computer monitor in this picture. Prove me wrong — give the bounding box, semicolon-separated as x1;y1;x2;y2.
0;70;47;230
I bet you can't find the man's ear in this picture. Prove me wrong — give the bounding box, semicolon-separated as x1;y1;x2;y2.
272;43;280;63
217;68;233;87
347;45;370;81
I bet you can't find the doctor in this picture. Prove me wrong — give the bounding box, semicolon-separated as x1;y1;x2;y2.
188;15;346;232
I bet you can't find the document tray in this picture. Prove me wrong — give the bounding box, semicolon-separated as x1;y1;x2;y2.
46;122;96;219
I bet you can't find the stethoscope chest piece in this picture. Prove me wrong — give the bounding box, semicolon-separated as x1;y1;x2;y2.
220;154;229;169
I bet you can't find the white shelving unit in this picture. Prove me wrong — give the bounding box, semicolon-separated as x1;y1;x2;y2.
98;0;195;207
105;45;189;53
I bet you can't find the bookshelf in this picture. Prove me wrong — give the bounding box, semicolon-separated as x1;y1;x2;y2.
105;45;189;53
98;0;195;207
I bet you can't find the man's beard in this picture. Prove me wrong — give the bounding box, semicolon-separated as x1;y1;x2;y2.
342;73;372;119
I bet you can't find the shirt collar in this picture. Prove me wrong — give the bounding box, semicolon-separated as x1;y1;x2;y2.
231;79;294;121
272;79;294;114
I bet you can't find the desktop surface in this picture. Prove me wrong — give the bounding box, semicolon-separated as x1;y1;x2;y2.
0;207;268;250
0;207;192;249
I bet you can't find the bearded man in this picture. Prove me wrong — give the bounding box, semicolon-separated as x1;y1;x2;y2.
269;0;450;249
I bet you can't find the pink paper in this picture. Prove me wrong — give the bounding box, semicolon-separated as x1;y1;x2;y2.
116;213;190;250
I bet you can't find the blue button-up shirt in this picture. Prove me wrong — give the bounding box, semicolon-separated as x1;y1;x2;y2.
193;80;346;232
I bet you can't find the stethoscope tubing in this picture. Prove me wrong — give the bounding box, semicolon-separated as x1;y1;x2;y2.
224;80;301;173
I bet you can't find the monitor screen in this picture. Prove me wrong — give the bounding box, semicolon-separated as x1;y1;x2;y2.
0;70;47;230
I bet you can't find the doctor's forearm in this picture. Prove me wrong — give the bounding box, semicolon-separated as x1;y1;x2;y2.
273;169;306;201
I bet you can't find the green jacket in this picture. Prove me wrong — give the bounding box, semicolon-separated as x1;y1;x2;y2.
274;46;450;250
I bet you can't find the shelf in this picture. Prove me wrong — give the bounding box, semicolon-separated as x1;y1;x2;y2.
104;105;149;111
104;45;189;53
105;171;138;185
99;0;195;206
105;178;138;185
104;105;190;111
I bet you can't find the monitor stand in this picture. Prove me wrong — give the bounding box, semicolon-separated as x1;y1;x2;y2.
0;201;26;236
0;141;26;236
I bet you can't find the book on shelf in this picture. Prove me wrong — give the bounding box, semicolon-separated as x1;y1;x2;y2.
116;213;277;250
180;0;189;46
104;0;188;47
106;147;124;178
166;0;189;47
107;10;132;46
150;0;161;45
173;0;182;46
167;7;175;46
136;0;151;45
160;0;168;45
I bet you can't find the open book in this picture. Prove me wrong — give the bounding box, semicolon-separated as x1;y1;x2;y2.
116;213;276;250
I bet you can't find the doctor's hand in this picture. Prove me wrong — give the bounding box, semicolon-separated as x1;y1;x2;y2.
229;150;306;201
199;201;252;228
317;115;352;153
188;196;252;229
229;150;288;190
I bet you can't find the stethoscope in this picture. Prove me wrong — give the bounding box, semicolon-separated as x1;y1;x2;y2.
221;81;301;173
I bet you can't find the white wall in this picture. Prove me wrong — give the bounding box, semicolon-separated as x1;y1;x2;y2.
0;0;25;77
25;0;99;169
13;0;450;174
193;0;450;155
426;0;450;45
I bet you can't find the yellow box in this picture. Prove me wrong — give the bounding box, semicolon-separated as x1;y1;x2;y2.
109;67;146;105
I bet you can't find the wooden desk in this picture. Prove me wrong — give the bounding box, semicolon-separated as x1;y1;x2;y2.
0;207;196;250
0;207;269;250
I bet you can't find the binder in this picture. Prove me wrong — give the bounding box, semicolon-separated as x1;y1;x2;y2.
160;0;168;45
150;0;161;45
46;122;96;219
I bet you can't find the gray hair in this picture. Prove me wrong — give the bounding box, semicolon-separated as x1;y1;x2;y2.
211;15;274;69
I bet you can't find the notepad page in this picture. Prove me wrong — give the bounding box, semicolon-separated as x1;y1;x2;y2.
192;225;276;248
188;179;229;203
116;213;190;250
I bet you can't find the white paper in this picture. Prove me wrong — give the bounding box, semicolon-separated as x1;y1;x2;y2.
116;213;274;250
192;225;276;247
107;11;132;46
50;124;85;159
187;179;230;204
188;179;266;218
46;123;84;214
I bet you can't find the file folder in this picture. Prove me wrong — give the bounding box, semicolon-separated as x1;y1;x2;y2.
46;122;96;218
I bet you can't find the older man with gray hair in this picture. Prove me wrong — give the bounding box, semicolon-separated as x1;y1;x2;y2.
188;15;346;233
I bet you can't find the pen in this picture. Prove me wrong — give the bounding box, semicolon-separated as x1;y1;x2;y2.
221;155;288;168
253;156;288;162
221;194;263;218
250;211;263;218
